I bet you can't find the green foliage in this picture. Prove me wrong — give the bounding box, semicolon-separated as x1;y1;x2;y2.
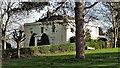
85;29;91;42
85;36;91;42
40;45;51;54
20;48;32;55
2;48;32;58
85;40;107;49
69;43;76;51
3;41;108;59
2;48;17;58
50;45;59;53
30;46;39;51
2;43;76;59
59;43;70;52
106;27;113;42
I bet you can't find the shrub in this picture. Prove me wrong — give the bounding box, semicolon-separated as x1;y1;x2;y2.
29;46;39;56
2;48;17;58
39;45;51;54
70;43;76;51
2;43;77;59
95;41;101;49
101;41;107;48
85;40;107;49
20;48;32;54
2;48;33;59
89;40;96;47
50;45;59;53
59;43;71;52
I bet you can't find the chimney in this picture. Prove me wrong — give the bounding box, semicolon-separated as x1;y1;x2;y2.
47;8;52;17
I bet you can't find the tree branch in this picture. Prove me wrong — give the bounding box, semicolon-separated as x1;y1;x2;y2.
84;2;98;10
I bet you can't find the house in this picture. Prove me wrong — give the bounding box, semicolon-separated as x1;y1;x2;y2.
24;15;106;47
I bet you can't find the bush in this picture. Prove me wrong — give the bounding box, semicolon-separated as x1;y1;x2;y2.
2;48;17;58
39;45;51;54
59;43;71;52
101;41;107;48
95;41;101;49
85;40;107;49
2;43;76;59
2;48;33;59
20;48;32;55
29;46;39;56
50;45;59;53
70;43;76;51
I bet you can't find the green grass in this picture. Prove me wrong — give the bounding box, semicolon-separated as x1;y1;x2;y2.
2;48;120;68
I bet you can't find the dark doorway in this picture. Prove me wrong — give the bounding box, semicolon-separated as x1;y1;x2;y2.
98;38;107;41
39;33;50;45
29;33;37;46
70;36;75;43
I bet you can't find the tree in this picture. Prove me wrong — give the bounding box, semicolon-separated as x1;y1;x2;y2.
102;2;120;48
106;27;113;46
74;0;98;59
12;30;26;58
0;1;27;49
75;1;85;59
84;29;91;42
0;1;12;49
15;1;98;59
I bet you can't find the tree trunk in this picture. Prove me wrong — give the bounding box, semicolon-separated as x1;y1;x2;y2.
114;27;118;48
75;1;85;59
17;42;20;58
2;31;6;49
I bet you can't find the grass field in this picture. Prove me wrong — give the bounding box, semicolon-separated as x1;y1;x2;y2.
2;48;120;68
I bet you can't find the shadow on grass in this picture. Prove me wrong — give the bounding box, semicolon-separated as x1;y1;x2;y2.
2;52;120;68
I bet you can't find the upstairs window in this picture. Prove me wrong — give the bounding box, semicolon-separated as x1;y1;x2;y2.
71;28;74;33
52;25;55;32
30;31;33;34
41;27;44;33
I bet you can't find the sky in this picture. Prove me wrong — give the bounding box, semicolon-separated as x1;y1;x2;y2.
22;0;112;32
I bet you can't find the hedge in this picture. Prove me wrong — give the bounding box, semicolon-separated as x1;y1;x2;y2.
2;40;108;59
85;40;107;49
2;43;75;59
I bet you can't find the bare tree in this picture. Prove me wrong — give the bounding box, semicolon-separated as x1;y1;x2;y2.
102;2;120;48
0;1;13;49
0;1;30;49
12;30;26;58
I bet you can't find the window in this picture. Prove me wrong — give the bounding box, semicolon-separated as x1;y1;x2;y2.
52;39;55;44
52;25;55;32
41;27;44;33
30;31;33;34
71;28;74;33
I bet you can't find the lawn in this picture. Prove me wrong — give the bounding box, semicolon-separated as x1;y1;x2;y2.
2;48;120;68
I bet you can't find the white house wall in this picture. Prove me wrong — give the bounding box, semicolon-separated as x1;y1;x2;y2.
66;26;75;42
24;21;101;46
85;25;100;39
24;22;67;46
